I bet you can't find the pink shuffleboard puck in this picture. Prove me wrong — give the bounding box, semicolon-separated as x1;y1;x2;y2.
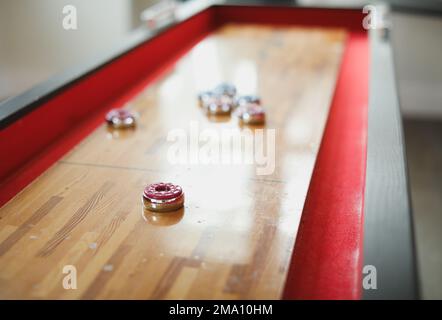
143;182;184;212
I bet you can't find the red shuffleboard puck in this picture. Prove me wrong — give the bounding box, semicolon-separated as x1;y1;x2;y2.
143;182;184;212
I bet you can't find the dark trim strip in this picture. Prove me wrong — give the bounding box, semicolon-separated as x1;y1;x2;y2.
362;25;418;299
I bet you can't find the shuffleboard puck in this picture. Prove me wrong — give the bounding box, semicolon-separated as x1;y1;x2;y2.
143;182;184;212
105;109;137;129
235;104;266;125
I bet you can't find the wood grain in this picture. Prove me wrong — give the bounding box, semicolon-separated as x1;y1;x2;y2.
0;24;346;299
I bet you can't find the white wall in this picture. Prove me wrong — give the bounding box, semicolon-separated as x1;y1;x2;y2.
392;12;442;119
0;0;147;101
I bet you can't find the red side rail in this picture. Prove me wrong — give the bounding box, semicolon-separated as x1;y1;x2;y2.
283;32;368;299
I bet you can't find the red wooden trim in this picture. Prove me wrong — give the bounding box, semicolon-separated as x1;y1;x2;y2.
283;32;369;299
214;5;365;32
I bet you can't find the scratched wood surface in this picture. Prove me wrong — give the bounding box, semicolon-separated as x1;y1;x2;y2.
0;24;346;299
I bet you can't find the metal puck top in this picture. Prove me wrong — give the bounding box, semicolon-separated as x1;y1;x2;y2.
213;82;237;97
235;95;261;107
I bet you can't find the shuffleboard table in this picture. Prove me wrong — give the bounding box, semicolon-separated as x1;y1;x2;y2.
0;1;417;299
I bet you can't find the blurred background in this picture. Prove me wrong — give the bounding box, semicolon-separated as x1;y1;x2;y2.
0;0;162;102
0;0;441;299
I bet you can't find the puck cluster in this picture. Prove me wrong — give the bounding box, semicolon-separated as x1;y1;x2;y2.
198;83;266;125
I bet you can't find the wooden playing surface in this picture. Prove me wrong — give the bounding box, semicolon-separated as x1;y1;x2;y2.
0;24;346;299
